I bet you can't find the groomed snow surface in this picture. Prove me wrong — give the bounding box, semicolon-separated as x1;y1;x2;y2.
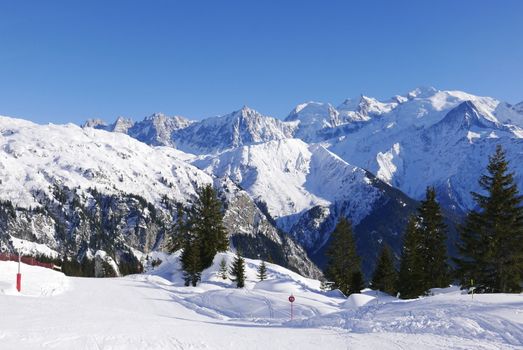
1;253;523;350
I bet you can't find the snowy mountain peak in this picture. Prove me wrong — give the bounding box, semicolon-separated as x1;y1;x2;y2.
406;86;439;99
111;116;134;133
169;107;295;154
82;118;107;129
436;100;495;130
144;112;166;121
285;102;340;142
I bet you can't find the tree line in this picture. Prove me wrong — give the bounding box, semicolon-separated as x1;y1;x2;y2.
172;184;268;288
325;145;523;298
176;145;523;297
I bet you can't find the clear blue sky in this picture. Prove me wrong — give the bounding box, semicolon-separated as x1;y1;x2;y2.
0;0;522;124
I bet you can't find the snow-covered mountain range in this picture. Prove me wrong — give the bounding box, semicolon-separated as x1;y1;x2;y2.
0;116;320;278
2;86;522;277
99;86;523;212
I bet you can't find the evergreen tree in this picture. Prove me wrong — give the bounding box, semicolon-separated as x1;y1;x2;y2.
257;260;268;281
218;258;228;280
325;218;362;296
398;216;426;299
455;145;523;293
190;185;229;269
230;251;246;288
349;271;365;294
180;239;201;287
167;203;187;253
417;187;451;288
371;244;398;295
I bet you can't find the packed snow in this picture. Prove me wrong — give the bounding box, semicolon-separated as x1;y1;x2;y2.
2;253;523;349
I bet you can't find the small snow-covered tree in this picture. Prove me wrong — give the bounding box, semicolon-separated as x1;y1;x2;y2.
218;258;228;280
257;260;268;281
230;251;246;288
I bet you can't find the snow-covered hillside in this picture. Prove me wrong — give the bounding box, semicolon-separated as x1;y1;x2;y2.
0;116;211;209
1;256;522;349
0;116;319;277
194;138;381;235
193;138;417;273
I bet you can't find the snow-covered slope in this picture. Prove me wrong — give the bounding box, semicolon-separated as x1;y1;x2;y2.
0;116;211;208
193;139;417;272
195;139;380;231
285;102;341;142
2;256;523;349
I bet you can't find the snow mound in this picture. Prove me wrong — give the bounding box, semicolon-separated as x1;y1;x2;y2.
342;293;376;309
0;261;69;297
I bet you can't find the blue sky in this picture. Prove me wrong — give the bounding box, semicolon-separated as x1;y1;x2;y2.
0;0;522;124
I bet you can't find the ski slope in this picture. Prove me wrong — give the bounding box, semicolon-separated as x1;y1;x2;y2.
1;255;523;349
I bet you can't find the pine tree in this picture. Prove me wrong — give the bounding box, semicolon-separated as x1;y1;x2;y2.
349;271;365;294
218;258;228;280
455;145;523;293
325;218;362;296
371;244;397;295
230;251;246;288
417;187;451;288
167;203;187;253
398;216;426;299
190;185;229;269
180;239;201;287
257;260;268;281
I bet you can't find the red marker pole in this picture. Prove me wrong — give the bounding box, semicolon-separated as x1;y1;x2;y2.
288;294;295;320
16;251;22;292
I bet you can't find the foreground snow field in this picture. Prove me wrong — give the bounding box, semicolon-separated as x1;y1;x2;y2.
1;254;523;350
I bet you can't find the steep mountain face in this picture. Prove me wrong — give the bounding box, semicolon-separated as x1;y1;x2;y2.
193;139;418;275
0;117;319;278
171;106;296;154
127;113;193;147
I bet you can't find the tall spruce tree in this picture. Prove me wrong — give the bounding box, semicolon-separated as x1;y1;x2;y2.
190;185;229;269
398;216;426;299
325;218;363;296
417;187;451;288
230;251;246;288
371;244;398;295
455;145;523;293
